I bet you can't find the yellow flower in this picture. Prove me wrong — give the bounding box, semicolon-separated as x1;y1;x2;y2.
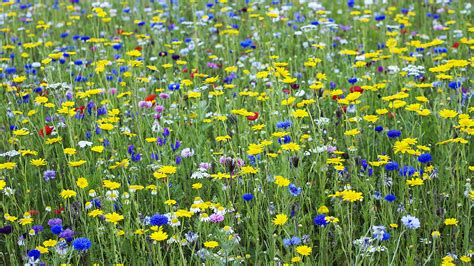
341;190;363;202
192;183;203;189
30;158;47;166
273;214;288;226
43;239;57;247
76;177;89;189
0;162;16;170
60;189;77;199
63;148;77;155
274;176;290;187
19;217;33;225
68;160;86;167
98;123;114;131
344;129;360;136
91;146;104;153
444;218;458;226
240;166;258;174
281;142;300;151
35;96;49;104
247;143;264;155
36;246;49;254
104;212;124;224
291;256;302;263
175;209;193;218
439;109;457;119
291;109;309;118
363;115;379;123
0;179;6;191
88;209;103;218
317;206;329;214
295;245;312;256
158;165;177;174
460;256;471;263
431;231;441;238
406;178;424;186
204;241;219;248
164;199;177;206
150;227;168;242
103;180;121;189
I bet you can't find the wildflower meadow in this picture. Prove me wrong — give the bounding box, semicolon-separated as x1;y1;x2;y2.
0;0;473;265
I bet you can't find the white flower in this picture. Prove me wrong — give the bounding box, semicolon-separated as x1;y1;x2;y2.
78;141;93;148
181;148;194;158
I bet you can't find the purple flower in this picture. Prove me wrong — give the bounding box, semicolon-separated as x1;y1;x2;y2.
209;213;224;223
43;170;56;181
47;218;62;227
59;228;75;241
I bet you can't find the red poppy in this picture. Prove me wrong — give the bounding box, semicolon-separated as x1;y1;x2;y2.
135;46;142;51
182;68;188;73
246;112;259;121
349;86;363;93
341;106;348;113
332;95;341;100
75;105;85;114
28;210;40;216
282;89;291;94
117;29;124;35
145;94;156;102
452;42;460;49
38;126;54;137
387;112;396;119
54;207;64;215
190;69;199;78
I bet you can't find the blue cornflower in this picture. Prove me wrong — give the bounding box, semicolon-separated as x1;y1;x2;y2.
51;225;62;235
283;238;292;247
171;140;181;151
375;126;383;132
401;215;420;229
131;153;141;162
127;145;135;155
242;193;254;201
375;15;386;21
384;194;396;202
290;236;301;245
385;161;399;171
372;191;382;200
150;214;168;226
348;77;357;84
240;39;252;48
72;237;92;251
417;153;432;164
387;130;401;138
276;120;292;129
448;81;461;89
399;166;416;177
27;249;41;260
278;135;291;144
313;214;329;227
288;183;302;196
168;83;180;91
